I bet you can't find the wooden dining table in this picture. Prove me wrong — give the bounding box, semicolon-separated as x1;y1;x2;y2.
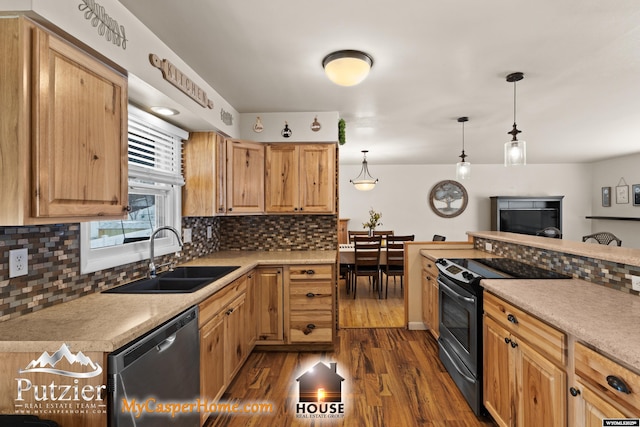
338;244;387;265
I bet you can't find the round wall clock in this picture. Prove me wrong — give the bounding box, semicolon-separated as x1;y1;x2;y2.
429;180;468;218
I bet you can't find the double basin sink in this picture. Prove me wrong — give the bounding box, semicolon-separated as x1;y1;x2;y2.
103;266;240;294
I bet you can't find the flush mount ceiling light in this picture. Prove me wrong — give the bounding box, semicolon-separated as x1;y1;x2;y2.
456;117;471;180
350;150;378;191
322;50;373;87
150;106;180;116
504;72;526;166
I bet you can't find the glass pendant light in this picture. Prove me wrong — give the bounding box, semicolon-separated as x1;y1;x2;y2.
456;117;471;179
504;72;526;166
350;150;378;191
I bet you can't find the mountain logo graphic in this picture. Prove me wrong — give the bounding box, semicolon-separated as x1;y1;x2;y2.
19;343;103;378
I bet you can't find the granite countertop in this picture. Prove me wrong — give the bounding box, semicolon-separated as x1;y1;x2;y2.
482;278;640;373
0;250;336;353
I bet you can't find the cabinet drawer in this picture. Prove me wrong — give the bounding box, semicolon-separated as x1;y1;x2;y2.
421;256;439;278
198;277;246;327
575;342;640;415
289;264;333;281
290;282;332;309
289;310;333;342
484;292;566;365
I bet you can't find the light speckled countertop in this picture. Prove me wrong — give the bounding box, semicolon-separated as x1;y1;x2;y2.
420;247;640;373
0;251;336;353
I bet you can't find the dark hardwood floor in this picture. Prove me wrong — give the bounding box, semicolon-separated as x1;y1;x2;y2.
205;328;495;426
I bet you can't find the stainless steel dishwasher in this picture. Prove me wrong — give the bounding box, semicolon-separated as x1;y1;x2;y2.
108;306;200;427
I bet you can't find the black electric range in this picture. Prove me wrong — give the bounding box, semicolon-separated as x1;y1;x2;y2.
436;257;571;293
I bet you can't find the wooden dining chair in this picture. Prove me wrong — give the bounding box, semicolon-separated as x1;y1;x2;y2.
352;235;382;299
383;235;415;298
348;230;369;243
373;230;394;238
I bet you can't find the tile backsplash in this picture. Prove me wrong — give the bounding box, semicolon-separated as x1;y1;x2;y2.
0;214;337;321
474;237;640;296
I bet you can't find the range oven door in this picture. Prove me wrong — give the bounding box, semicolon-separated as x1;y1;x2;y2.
437;274;479;377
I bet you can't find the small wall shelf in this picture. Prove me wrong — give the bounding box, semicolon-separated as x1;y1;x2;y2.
585;216;640;222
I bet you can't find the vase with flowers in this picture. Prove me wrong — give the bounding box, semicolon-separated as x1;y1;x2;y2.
363;208;382;236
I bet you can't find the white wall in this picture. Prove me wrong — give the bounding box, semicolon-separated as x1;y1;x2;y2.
590;153;640;248
339;163;593;243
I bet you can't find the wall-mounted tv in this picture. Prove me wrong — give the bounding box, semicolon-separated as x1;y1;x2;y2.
499;208;560;236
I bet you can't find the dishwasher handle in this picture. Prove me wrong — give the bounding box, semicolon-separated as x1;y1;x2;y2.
156;333;177;353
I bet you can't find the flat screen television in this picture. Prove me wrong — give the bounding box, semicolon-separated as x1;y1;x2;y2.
499;208;560;236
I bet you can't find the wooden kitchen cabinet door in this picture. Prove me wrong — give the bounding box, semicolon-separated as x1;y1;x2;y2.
484;315;514;427
199;311;225;423
226;139;264;213
265;144;299;212
298;144;335;213
183;132;220;216
32;25;128;218
225;293;248;380
255;267;284;343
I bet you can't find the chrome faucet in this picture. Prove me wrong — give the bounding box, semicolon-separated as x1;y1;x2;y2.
149;226;183;278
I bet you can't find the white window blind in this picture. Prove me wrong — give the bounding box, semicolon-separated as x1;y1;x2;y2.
127;106;186;186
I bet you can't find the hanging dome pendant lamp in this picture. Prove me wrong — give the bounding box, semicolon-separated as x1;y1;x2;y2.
456;117;471;179
350;150;378;191
505;72;526;166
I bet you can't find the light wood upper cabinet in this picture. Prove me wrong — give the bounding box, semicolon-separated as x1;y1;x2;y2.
182;134;263;215
0;17;128;225
265;143;335;214
226;139;264;214
183;132;224;216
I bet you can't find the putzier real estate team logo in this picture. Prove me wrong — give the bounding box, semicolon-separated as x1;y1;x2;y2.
20;343;103;378
295;362;345;419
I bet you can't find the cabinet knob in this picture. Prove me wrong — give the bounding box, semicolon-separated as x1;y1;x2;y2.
303;324;316;335
504;337;511;345
507;314;518;324
306;270;315;275
228;207;233;212
510;340;518;348
569;387;581;397
306;292;316;298
123;205;131;212
225;308;234;316
606;375;631;394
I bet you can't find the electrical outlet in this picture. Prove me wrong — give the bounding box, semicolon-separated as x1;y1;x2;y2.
207;226;212;239
9;248;28;278
631;275;640;292
183;228;192;244
485;242;493;252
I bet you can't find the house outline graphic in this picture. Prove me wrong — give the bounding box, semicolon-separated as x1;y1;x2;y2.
296;362;344;402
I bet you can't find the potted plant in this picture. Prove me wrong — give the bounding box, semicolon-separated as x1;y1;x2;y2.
363;208;382;236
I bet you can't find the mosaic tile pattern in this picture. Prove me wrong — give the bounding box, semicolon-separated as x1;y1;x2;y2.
474;237;640;296
220;215;337;251
0;214;337;321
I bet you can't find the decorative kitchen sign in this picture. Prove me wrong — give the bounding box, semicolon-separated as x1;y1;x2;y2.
253;117;264;133
78;0;127;49
149;54;214;109
281;122;292;138
311;116;322;132
616;178;629;204
220;109;234;126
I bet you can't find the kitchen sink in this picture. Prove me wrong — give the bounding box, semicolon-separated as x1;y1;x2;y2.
103;266;240;294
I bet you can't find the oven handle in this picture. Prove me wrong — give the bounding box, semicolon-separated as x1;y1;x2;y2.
440;341;477;385
438;277;475;304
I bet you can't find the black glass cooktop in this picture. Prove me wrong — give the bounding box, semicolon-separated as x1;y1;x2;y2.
446;258;571;280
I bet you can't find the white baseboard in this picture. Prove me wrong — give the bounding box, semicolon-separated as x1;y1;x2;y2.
408;321;428;330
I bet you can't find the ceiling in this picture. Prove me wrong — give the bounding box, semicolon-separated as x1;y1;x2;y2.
118;0;640;165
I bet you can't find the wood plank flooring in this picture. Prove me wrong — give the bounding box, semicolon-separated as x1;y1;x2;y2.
338;276;404;328
205;329;495;427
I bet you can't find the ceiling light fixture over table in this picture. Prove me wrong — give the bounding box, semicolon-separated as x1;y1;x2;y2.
505;72;526;166
350;150;378;191
322;50;373;87
456;116;471;180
